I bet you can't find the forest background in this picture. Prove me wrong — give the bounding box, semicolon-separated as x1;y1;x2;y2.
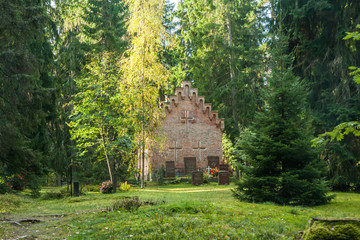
0;0;359;197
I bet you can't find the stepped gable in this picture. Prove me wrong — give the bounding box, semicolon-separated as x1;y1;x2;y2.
161;81;224;131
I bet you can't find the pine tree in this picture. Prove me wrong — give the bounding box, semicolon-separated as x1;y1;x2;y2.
233;33;333;206
52;0;88;187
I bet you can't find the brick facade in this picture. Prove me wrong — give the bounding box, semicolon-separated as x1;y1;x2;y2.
145;81;224;179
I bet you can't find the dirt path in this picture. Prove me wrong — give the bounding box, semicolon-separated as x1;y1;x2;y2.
0;213;70;239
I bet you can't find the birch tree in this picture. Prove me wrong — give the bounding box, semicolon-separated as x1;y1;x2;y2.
122;0;169;188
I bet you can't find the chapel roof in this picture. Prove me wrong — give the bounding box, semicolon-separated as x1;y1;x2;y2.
161;81;224;131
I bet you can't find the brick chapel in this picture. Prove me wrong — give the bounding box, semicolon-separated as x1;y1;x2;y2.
144;81;225;179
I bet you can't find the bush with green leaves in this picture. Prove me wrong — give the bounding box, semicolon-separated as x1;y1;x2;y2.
203;172;210;183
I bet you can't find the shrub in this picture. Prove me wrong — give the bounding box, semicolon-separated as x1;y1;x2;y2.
203;172;210;183
158;202;213;214
2;174;25;191
30;186;41;198
100;180;113;194
120;181;131;191
0;193;30;212
111;197;142;211
171;177;180;184
83;184;101;192
42;191;65;200
186;174;192;183
0;177;12;194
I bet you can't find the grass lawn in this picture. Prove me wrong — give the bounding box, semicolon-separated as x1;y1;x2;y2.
1;183;359;239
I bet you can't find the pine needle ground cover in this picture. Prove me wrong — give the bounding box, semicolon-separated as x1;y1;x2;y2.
0;183;359;239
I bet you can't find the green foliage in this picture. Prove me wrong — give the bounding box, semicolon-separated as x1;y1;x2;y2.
83;184;101;192
313;122;360;145
1;0;359;203
233;33;332;206
169;177;180;184
53;0;131;188
68;52;135;184
154;165;166;184
173;0;265;138
42;191;66;200
0;193;30;213
203;172;210;184
111;197;142;211
280;0;360;192
120;181;131;191
122;0;170;187
0;183;11;194
222;134;236;165
0;0;56;192
311;21;360;190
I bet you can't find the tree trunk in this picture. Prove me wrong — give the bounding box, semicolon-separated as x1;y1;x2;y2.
57;173;61;187
112;162;117;193
235;165;240;180
226;3;239;132
141;129;145;189
140;0;146;189
99;125;113;183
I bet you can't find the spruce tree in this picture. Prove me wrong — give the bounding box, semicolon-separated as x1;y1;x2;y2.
233;33;333;206
0;0;56;193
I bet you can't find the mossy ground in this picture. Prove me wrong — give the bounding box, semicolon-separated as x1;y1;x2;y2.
302;220;360;240
1;183;359;239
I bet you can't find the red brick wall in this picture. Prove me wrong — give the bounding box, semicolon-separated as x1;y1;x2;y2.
147;81;224;177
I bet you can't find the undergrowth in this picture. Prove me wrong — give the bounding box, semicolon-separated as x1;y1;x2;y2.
0;193;30;213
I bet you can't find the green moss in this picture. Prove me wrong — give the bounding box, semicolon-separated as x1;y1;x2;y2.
303;220;360;240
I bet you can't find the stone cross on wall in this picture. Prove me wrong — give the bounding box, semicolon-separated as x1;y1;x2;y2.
180;110;194;132
168;141;183;162
192;141;206;163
